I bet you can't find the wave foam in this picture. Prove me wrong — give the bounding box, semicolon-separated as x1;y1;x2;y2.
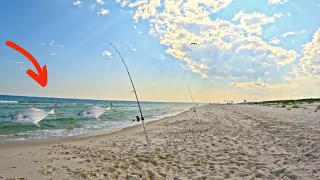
0;100;18;103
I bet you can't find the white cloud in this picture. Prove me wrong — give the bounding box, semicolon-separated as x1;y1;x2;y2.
89;4;96;11
115;0;298;81
128;43;136;52
268;0;288;5
232;10;283;36
269;37;280;45
49;40;55;46
230;77;267;94
283;76;292;81
281;30;306;38
73;0;82;6
98;8;109;16
96;0;105;5
292;27;320;78
102;50;112;56
40;43;45;46
286;13;291;16
133;25;138;30
51;53;55;56
282;31;295;38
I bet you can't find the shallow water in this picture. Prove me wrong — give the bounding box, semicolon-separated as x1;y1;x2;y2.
0;95;196;142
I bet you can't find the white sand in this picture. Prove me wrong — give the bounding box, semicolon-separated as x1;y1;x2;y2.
0;103;319;179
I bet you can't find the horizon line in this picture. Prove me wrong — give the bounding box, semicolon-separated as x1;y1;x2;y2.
0;94;202;104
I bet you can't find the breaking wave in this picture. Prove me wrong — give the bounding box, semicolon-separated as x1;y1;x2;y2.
0;100;18;103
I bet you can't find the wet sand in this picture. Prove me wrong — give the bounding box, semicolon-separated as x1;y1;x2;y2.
1;103;320;180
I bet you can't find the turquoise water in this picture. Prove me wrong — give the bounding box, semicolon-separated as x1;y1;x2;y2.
0;95;196;142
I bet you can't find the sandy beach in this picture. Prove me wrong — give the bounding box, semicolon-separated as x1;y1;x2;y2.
1;103;320;180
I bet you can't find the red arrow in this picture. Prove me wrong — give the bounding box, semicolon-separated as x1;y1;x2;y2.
6;41;48;87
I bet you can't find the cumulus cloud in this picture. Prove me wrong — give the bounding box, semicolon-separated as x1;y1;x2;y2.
232;10;283;35
98;8;109;16
115;0;297;80
292;27;320;78
269;37;280;45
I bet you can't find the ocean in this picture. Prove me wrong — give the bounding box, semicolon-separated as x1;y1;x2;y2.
0;95;196;142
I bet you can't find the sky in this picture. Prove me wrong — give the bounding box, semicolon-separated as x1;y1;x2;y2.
0;0;320;103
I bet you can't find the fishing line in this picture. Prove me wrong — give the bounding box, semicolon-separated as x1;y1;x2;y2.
180;61;199;120
105;41;151;151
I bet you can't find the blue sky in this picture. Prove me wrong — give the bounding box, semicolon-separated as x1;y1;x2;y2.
0;0;320;103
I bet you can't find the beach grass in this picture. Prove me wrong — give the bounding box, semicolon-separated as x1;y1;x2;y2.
247;98;320;105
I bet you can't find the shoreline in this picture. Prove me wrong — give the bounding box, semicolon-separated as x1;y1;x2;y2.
0;106;196;149
1;103;319;179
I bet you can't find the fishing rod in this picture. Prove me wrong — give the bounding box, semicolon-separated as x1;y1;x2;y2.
181;64;199;120
185;80;198;120
105;41;151;151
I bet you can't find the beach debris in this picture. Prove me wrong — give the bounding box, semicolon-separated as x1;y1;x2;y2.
10;104;60;127
78;102;113;118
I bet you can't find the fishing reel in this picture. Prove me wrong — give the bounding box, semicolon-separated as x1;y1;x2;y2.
133;116;144;122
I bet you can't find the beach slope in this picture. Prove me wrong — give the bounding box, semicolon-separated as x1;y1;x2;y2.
1;104;320;179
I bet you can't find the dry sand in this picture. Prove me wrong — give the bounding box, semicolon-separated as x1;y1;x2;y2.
0;103;320;180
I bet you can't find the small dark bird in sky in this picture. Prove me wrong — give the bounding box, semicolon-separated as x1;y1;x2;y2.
190;42;199;46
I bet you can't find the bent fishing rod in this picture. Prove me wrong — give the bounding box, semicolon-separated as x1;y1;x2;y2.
106;41;151;151
185;81;198;120
180;62;199;120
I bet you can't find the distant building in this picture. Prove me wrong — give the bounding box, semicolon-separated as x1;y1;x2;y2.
244;100;247;103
